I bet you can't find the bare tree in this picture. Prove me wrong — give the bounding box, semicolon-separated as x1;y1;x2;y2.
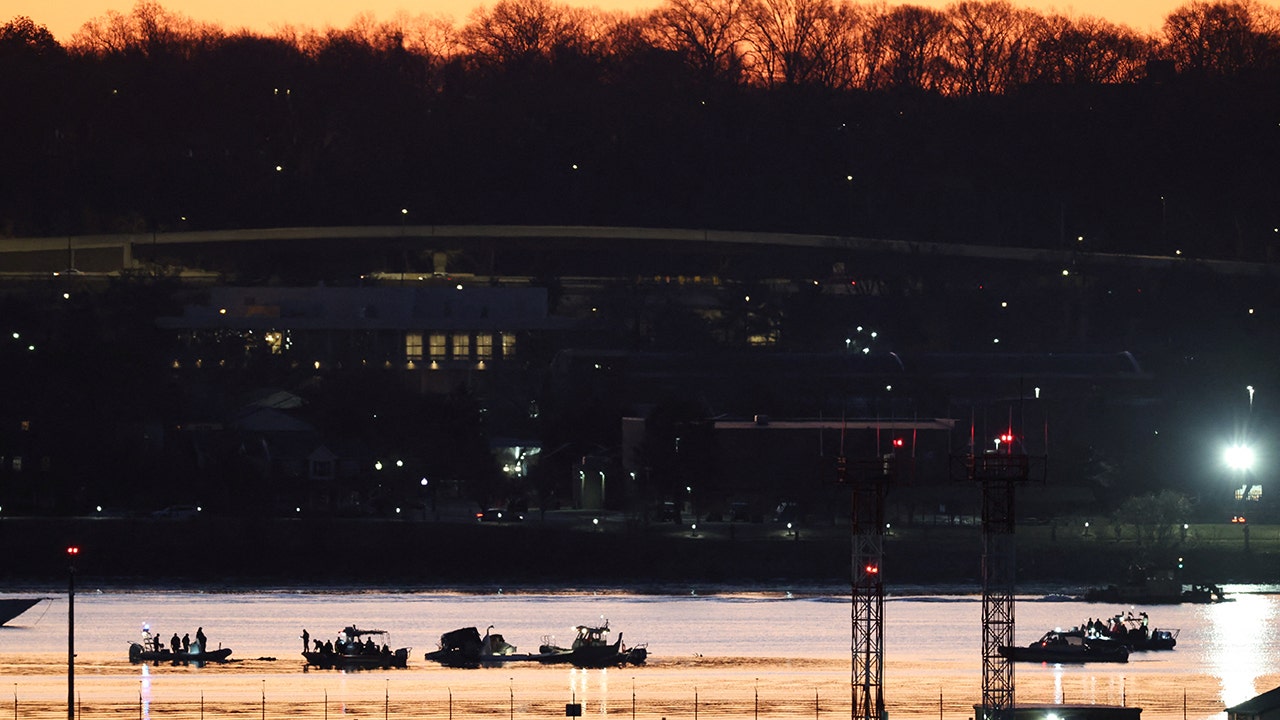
941;0;1038;94
1030;14;1150;85
1;16;61;54
862;3;950;91
742;0;835;86
69;0;220;57
1160;0;1280;76
650;0;751;81
459;0;591;67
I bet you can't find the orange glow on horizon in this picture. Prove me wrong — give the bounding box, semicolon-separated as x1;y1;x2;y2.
29;0;1199;45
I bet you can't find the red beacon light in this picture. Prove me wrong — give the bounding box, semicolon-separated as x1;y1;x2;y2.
864;564;880;575
66;546;80;556
892;438;904;448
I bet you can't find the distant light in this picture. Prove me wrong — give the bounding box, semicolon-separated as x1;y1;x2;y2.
592;518;599;526
96;505;102;512
1249;308;1255;314
1224;445;1256;472
1034;387;1041;399
218;308;227;315
62;293;70;300
275;165;283;172
395;460;404;468
861;347;869;354
456;284;463;291
885;385;892;391
10;332;17;339
401;208;408;215
375;461;384;471
993;338;1000;343
1175;249;1183;256
420;478;428;486
744;295;751;302
1000;301;1008;308
1061;269;1070;276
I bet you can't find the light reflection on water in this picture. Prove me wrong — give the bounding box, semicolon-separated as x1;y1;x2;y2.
0;588;1277;720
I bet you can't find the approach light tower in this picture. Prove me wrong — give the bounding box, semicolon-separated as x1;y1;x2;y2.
840;442;903;720
956;430;1037;720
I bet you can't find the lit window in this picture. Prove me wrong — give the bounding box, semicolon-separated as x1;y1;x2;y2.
264;332;283;355
451;333;472;360
428;333;446;359
405;332;424;361
501;333;517;358
476;334;493;360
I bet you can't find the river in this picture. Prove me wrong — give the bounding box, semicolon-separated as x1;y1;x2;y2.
1;585;1277;720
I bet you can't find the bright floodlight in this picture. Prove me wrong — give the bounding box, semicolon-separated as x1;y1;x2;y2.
1224;444;1256;472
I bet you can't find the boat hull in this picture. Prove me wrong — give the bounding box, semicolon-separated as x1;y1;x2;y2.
128;644;232;664
999;645;1129;663
303;649;409;670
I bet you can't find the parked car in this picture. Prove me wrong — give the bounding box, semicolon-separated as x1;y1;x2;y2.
476;507;523;523
151;505;201;520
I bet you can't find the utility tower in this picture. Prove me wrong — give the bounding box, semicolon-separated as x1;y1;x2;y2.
956;429;1040;720
840;447;904;720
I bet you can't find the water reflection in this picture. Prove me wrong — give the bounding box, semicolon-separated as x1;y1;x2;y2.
1203;594;1278;710
3;589;1279;720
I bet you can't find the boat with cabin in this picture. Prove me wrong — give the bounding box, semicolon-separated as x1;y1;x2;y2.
537;621;647;668
303;626;410;670
999;630;1129;663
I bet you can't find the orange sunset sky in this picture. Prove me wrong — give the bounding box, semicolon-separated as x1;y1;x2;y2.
5;0;1241;44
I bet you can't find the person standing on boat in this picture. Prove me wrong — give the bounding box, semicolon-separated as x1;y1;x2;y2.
196;627;207;652
182;633;190;652
170;633;180;653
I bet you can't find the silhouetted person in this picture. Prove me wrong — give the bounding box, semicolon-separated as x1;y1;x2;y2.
182;633;190;652
302;629;310;652
170;633;180;653
196;627;207;651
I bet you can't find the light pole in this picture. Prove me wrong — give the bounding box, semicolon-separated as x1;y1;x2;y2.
66;546;79;720
1224;442;1256;550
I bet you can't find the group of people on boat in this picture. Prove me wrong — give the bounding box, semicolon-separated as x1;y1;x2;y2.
143;625;209;654
301;628;392;658
1078;611;1157;643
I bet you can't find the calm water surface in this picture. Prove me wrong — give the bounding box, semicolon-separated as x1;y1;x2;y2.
0;586;1277;720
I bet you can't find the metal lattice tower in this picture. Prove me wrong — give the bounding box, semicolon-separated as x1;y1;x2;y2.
964;452;1030;720
843;454;893;720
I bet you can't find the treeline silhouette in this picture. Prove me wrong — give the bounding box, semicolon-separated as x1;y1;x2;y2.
4;0;1280;255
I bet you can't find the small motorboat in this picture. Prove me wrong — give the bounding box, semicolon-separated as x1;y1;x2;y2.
303;626;409;670
1089;611;1178;651
425;625;566;667
128;628;232;665
537;621;647;668
999;630;1129;664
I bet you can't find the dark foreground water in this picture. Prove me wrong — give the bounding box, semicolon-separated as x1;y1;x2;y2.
1;586;1277;720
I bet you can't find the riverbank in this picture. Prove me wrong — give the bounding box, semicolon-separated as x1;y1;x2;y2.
1;515;1272;589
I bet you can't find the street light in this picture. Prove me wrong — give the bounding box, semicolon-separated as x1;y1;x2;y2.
66;546;79;720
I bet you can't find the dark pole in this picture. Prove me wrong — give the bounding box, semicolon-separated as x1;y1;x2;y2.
66;546;79;720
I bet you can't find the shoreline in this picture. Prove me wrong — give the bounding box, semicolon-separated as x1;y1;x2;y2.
3;516;1273;589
